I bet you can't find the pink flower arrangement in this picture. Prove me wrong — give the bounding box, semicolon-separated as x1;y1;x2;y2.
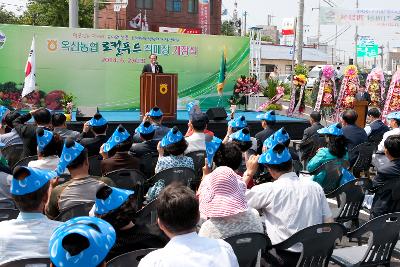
322;65;335;80
344;65;358;79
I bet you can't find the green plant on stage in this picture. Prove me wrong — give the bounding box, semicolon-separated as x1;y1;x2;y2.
60;92;75;114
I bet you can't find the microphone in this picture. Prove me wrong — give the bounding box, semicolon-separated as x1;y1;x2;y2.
155;62;159;73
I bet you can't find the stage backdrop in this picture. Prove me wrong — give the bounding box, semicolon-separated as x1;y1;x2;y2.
0;24;249;111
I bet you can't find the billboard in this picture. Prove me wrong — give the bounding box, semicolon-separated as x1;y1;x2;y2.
0;24;249;110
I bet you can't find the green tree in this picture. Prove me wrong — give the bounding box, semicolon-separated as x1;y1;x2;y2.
221;20;235;36
0;5;19;24
261;35;274;43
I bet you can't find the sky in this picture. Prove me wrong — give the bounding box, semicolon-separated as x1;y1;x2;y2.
2;0;400;59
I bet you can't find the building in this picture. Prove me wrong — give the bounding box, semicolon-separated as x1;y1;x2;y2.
256;25;279;44
98;0;222;35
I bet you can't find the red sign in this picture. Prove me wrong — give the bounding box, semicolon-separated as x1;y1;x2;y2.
159;27;202;34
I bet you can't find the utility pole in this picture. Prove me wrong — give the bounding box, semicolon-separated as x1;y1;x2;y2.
296;0;304;64
243;11;247;36
317;0;321;48
69;0;79;28
379;45;384;69
354;0;359;66
93;0;99;29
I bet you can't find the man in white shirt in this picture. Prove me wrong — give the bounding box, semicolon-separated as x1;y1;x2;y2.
139;185;239;267
243;143;332;266
185;113;212;154
0;166;61;264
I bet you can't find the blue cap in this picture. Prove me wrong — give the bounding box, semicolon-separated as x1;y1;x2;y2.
274;127;290;144
387;112;400;120
258;143;292;165
88;113;108;127
49;217;116;267
10;166;57;195
148;107;163;117
135;121;155;135
317;123;343;136
205;136;222;168
228;116;247;129
56;139;85;175
230;128;251;142
95;186;134;215
0;105;9;121
256;110;276;121
263;134;278;150
160;126;183;147
103;125;130;153
36;128;54;152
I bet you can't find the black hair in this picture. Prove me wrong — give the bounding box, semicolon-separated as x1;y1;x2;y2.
32;108;51;125
36;128;62;157
191;113;208;131
52;113;66;127
214;142;242;170
95;185;138;229
114;126;133;152
149;54;158;59
139;121;155;141
391;119;400;128
342;109;358;125
310;111;322;123
91;113;108;135
156;184;199;233
4;111;20;129
264;144;293;173
367;108;381;118
65;138;88;170
326;133;347;159
11;166;50;212
384;135;400;158
164;127;188;156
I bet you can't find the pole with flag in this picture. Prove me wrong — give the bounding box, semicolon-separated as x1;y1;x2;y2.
22;36;36;98
217;47;227;95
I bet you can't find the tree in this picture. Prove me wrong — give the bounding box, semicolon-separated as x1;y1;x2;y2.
221;20;235;36
261;35;274;43
0;5;19;24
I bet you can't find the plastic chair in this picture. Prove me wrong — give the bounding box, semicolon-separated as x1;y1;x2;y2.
331;212;400;267
135;199;158;225
105;169;146;207
54;202;94;222
299;134;325;164
0;257;50;267
1;144;23;169
146;167;196;188
12;155;38;170
140;152;159;179
349;142;375;178
0;199;16;209
88;155;102;176
368;131;386;152
326;178;372;233
185;150;206;189
270;223;346;267
106;248;156;267
0;208;19;222
224;233;269;267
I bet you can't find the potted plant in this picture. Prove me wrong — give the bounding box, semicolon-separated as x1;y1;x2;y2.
60;92;75;121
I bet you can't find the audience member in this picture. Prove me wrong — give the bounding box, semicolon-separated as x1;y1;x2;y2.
184;102;214;138
145;106;170;140
94;186;168;261
370;135;400;219
77;112;108;157
0;111;23;146
48;216;115;267
245;143;332;266
12;107;52;158
265;127;300;161
99;125;140;175
46;138;113;219
185;113;212;154
224;115;257;152
255;111;276;154
130;121;158;157
147;127;194;201
307;123;350;189
0;167;61;264
28;128;64;171
364;108;389;139
300;111;323;142
341;109;368;165
230;127;255;170
138;185;239;267
52;113;80;140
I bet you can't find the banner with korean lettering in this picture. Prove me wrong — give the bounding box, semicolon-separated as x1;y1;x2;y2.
320;7;400;27
0;24;249;110
199;0;210;35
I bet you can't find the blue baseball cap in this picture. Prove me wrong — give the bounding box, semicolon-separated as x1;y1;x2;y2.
88;113;108;127
387;111;400;120
10;166;57;196
94;186;134;215
36;128;54;152
160;126;183;147
258;143;292;165
274;127;290;144
49;216;116;267
228;115;247;129
256;110;276;121
148;107;163;117
230;127;251;142
56;138;85;175
317;123;343;136
135;121;155;135
103;125;130;153
205;136;222;168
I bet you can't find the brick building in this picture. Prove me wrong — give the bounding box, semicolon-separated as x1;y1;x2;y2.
98;0;222;35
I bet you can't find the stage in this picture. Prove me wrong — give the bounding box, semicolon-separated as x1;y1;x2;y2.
66;110;309;140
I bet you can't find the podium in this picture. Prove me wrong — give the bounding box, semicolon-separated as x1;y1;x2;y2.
140;73;178;121
354;100;368;128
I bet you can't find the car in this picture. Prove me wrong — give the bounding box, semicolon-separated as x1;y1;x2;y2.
306;66;323;89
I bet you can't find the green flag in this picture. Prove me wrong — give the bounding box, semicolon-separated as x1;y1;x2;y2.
217;48;227;95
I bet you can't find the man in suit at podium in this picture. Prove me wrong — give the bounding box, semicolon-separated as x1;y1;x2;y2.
142;54;163;74
355;86;371;104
